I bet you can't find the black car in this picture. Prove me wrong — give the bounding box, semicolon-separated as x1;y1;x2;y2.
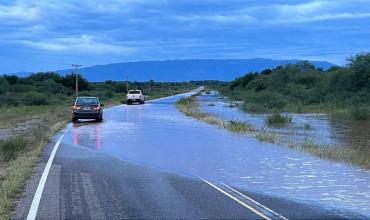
72;96;104;122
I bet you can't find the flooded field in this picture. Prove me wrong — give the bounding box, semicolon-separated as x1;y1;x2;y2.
63;92;370;217
200;91;370;151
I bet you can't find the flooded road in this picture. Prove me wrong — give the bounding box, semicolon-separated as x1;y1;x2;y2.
63;91;370;217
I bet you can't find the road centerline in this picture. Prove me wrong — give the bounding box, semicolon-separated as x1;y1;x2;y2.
221;183;289;220
27;134;65;220
200;178;272;220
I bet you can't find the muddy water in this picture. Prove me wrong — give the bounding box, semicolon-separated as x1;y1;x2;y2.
63;91;370;217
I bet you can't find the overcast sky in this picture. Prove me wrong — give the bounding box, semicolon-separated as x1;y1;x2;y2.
1;0;370;73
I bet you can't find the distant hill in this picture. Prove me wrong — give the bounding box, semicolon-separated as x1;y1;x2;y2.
15;59;335;82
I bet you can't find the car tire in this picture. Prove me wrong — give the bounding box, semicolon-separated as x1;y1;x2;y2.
72;117;78;123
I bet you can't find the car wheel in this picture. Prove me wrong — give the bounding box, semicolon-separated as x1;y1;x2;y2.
72;117;78;123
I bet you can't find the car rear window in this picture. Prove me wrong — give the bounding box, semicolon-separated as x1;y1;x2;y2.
76;98;99;105
129;91;141;94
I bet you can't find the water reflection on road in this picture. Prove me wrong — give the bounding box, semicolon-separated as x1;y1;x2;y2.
63;91;370;217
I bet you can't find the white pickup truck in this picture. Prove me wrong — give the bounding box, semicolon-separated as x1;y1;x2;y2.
126;90;145;105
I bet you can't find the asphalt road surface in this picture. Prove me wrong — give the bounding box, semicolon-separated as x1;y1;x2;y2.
14;90;365;219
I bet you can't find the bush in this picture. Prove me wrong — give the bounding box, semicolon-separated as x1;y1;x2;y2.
22;92;49;105
0;137;27;161
249;92;287;110
37;79;68;94
349;106;370;120
104;90;114;98
226;120;256;132
266;113;292;126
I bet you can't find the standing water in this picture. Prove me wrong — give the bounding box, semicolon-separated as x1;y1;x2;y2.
64;91;370;217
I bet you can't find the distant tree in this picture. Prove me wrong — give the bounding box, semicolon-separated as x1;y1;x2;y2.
3;75;18;85
327;66;342;72
261;68;273;75
346;53;370;91
105;80;116;85
62;73;89;91
28;72;62;83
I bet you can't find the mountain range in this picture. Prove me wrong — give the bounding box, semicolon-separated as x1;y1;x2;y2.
15;59;335;82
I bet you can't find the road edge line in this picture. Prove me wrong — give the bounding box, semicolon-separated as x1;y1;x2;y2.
200;178;272;220
26;134;64;220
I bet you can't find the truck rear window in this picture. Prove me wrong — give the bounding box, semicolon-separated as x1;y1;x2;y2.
129;91;141;94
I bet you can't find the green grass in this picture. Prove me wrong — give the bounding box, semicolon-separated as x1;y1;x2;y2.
0;106;69;219
226;120;256;133
266;113;292;127
256;132;277;143
0;137;27;161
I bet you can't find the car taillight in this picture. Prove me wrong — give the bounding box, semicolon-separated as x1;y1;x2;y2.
94;106;101;110
73;105;81;110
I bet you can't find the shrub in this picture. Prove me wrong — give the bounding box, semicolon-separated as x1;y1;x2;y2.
22;92;49;105
0;137;27;161
266;113;292;126
249;92;287;110
226;120;256;132
104;90;114;98
349;106;369;120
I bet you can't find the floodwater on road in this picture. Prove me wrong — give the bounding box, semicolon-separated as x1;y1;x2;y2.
200;91;370;150
62;91;370;217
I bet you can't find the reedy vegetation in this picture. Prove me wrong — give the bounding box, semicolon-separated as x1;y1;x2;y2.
176;95;370;170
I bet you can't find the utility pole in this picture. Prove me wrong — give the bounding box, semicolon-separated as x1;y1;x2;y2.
125;75;129;94
72;64;82;98
148;80;151;95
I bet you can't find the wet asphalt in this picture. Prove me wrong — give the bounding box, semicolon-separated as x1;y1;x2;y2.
13;90;366;219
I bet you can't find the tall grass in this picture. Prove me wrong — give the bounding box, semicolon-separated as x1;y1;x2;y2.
226;120;256;133
176;95;257;134
0;106;69;219
0;137;27;161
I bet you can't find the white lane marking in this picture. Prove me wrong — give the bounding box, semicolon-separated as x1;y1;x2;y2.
221;183;289;220
201;178;272;220
146;89;202;103
27;134;64;220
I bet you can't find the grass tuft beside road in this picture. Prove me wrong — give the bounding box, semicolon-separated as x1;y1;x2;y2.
0;137;27;162
176;95;256;134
